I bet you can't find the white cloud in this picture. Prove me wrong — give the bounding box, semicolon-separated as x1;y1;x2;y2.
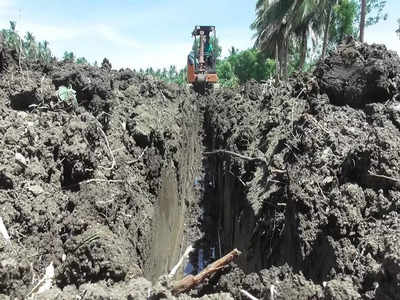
0;0;13;11
10;20;189;69
365;28;400;55
105;41;192;70
17;23;82;41
94;24;143;49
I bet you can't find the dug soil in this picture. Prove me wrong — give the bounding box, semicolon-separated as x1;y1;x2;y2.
1;38;400;299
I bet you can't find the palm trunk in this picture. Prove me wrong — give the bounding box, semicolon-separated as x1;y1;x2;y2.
360;0;366;42
275;43;280;83
282;38;289;80
321;5;332;59
299;29;307;70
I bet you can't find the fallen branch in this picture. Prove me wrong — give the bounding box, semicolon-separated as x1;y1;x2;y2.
204;149;266;165
172;248;241;295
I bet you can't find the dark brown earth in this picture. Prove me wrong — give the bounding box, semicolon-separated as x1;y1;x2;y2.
0;38;400;299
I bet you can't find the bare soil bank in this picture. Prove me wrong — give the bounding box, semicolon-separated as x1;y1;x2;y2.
0;38;400;299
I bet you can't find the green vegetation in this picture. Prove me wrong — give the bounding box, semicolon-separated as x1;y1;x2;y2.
57;85;78;109
251;0;387;79
0;21;90;66
63;51;75;62
1;21;53;64
136;65;187;85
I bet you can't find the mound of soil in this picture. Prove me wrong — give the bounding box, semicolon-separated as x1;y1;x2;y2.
0;40;400;300
315;36;400;107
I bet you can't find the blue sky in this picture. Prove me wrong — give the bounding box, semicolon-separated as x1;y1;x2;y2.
0;0;399;70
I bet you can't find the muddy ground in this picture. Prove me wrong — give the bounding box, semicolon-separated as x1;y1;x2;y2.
1;37;400;299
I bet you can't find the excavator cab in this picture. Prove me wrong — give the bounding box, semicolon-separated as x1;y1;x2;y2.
187;25;218;91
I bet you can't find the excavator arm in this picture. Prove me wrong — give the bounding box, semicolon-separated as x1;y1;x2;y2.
187;25;218;91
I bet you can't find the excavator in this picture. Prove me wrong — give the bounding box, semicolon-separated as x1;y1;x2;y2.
187;25;218;92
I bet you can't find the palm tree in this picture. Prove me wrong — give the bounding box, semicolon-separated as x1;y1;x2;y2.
251;0;297;80
252;0;333;78
359;0;366;42
319;0;338;59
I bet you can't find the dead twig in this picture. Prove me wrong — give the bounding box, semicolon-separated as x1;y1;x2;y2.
316;181;327;201
127;146;148;164
291;88;305;132
240;289;259;300
98;126;116;171
172;248;241;295
204;149;266;165
305;114;330;135
80;179;124;185
368;171;399;182
270;168;286;174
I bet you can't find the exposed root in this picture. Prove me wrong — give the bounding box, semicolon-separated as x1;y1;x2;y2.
172;248;241;295
204;149;267;165
97;126;116;171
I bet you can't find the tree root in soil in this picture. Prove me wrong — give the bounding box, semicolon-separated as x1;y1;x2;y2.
171;248;241;295
204;149;267;165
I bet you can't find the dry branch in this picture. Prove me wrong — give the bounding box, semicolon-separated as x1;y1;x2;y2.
97;126;116;171
80;179;124;185
172;248;241;295
204;149;267;165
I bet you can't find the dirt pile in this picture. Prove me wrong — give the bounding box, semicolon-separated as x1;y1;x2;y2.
315;36;400;107
1;39;400;299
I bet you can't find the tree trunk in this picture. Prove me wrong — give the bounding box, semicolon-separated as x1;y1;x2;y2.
282;38;289;80
299;29;307;70
360;0;367;42
321;5;332;59
275;42;280;83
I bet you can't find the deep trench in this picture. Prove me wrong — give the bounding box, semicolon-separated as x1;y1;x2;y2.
143;95;259;283
188;106;255;271
144;95;290;285
176;98;271;284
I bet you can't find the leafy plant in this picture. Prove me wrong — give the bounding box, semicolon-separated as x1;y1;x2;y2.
57;85;78;108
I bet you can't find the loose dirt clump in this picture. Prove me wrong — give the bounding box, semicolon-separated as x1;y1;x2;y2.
315;36;400;107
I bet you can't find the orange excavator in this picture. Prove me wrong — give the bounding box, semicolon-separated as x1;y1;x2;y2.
187;25;218;92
